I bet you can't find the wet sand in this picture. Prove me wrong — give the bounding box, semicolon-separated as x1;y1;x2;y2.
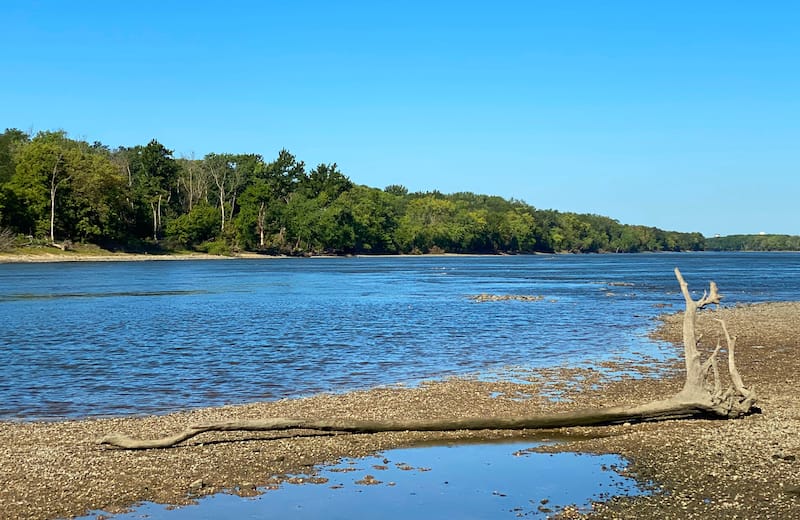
1;302;798;519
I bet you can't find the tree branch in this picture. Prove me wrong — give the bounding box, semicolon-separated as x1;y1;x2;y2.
715;318;752;398
98;398;731;450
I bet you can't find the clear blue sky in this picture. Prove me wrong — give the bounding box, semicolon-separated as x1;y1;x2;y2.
2;1;798;237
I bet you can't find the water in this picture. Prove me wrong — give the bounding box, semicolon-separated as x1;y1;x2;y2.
81;440;648;520
1;252;798;420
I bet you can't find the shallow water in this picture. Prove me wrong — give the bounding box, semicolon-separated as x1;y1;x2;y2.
81;440;648;520
1;252;799;419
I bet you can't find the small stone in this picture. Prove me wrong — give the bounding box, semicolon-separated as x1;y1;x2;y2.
772;452;797;462
355;474;382;485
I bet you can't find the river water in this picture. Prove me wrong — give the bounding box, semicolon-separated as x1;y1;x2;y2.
1;252;798;420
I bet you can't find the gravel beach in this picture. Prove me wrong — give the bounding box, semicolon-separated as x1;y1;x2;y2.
1;302;798;519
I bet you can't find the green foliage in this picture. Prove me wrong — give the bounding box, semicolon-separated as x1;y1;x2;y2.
383;184;408;197
196;239;232;256
0;129;28;185
339;186;400;253
165;204;220;247
705;234;800;251
3;127;763;256
119;139;181;240
498;210;537;251
1;131;128;242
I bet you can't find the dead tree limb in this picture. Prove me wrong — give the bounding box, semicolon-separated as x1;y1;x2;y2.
99;268;758;450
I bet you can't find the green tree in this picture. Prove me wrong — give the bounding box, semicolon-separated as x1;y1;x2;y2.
176;155;209;212
396;195;458;253
297;163;353;200
202;153;263;236
383;184;408;197
165;203;220;247
5;131;77;241
66;149;128;242
498;210;537;252
123;140;180;241
0;129;28;185
281;163;355;254
0;128;30;234
342;186;401;253
235;150;305;250
5;131;127;242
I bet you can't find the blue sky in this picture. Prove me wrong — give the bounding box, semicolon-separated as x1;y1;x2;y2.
2;1;798;236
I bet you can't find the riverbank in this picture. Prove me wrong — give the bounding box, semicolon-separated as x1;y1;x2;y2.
0;302;798;519
0;249;268;263
0;249;473;263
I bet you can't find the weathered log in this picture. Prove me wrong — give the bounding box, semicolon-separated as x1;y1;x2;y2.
98;397;737;450
99;268;758;450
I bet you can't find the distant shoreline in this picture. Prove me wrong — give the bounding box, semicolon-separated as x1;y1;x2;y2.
0;251;272;264
2;249;798;264
0;251;482;264
0;249;552;264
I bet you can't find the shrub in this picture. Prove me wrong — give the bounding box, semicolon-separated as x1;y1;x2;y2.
165;205;220;247
197;239;232;256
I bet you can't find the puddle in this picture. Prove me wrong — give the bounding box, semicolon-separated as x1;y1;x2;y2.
84;441;649;519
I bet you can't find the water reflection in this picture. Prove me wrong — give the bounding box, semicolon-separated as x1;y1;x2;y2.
83;441;648;520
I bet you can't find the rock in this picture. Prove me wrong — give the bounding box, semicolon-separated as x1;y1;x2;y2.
468;294;544;303
355;474;382;485
772;452;796;462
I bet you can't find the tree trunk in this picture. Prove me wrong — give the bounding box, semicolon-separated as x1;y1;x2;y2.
157;194;162;237
211;166;226;233
257;201;266;247
99;269;758;450
150;194;164;242
219;194;226;233
49;153;65;243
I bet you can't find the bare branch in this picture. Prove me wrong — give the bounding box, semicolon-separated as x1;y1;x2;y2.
697;281;722;308
701;341;724;375
715;318;751;398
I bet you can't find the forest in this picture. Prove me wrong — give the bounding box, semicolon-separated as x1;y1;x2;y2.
0;128;770;255
704;234;800;251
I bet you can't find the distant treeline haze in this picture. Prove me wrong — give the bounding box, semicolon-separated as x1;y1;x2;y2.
0;129;791;254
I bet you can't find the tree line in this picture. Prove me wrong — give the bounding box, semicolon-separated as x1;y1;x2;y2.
704;234;800;252
0;128;723;255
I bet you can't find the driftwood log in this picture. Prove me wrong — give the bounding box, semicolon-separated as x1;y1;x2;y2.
100;268;757;450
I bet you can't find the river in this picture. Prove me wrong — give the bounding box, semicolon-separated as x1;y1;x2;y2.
1;252;798;420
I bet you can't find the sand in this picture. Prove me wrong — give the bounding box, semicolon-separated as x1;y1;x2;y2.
0;302;798;519
0;251;269;263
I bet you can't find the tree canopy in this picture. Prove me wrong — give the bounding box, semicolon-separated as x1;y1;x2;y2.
0;127;787;255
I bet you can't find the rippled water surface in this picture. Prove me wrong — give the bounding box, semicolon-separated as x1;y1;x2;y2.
1;253;798;419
